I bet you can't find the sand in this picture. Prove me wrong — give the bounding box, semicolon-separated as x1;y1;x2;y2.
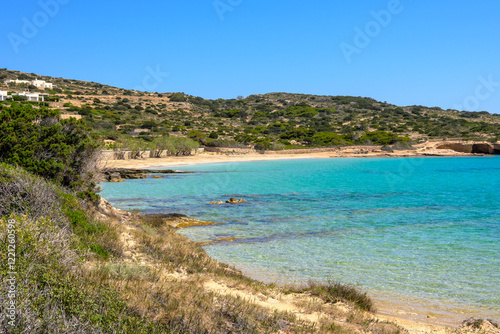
102;140;475;170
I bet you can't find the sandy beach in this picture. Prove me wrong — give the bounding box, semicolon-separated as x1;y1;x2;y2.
102;141;478;170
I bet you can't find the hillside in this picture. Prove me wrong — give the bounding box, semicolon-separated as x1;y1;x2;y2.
1;68;499;152
2;71;500;333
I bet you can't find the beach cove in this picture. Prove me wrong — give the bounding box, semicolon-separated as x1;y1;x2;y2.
101;154;500;329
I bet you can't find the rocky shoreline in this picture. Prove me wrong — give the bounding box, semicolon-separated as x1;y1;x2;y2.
96;197;500;333
104;168;194;182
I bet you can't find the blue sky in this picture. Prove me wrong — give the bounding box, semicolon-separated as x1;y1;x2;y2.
2;0;500;113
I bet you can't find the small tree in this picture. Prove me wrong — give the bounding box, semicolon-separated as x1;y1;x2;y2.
0;102;102;201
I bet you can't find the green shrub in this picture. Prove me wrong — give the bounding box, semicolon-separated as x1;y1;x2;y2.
303;281;375;312
0;103;102;197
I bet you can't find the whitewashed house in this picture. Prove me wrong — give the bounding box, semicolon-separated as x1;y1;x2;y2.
4;79;54;89
12;91;44;102
31;79;54;89
0;91;8;101
26;92;44;102
5;79;31;86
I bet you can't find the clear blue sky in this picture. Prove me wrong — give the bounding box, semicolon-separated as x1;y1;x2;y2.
2;0;500;113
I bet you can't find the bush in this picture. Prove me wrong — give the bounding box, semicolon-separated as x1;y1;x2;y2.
169;92;187;102
358;131;411;145
0;164;62;221
147;136;199;157
311;132;350;146
0;215;165;333
0;103;102;197
303;281;375;312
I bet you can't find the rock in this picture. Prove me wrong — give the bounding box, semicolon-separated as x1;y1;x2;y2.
108;172;124;182
152;176;163;179
472;143;494;154
97;198;131;222
145;213;188;219
124;173;147;179
437;142;500;155
460;318;500;333
226;198;247;204
392;142;415;150
210;200;224;204
380;145;394;153
108;178;124;182
437;143;473;153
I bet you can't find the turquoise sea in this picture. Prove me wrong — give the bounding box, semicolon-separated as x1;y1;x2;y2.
101;157;500;319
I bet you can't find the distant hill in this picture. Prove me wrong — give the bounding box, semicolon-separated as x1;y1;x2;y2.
1;68;499;149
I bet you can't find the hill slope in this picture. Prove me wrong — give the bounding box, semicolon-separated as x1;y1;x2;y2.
1;68;499;150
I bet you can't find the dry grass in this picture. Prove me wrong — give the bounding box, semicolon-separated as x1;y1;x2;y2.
0;164;414;333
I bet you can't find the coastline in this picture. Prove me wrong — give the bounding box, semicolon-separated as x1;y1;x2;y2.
99;150;500;332
200;250;500;329
99;190;499;333
102;141;487;170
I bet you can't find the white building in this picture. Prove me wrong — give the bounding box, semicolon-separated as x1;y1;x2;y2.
26;93;44;101
31;79;53;89
11;91;44;102
4;79;54;89
0;91;8;101
5;79;31;86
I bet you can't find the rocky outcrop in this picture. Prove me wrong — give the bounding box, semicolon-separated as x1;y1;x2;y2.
437;143;473;153
210;198;247;204
143;213;220;228
97;197;132;222
107;172;124;182
472;143;494;154
226;198;247;204
380;145;394;153
460;318;500;334
437;142;499;155
144;213;188;219
104;168;194;182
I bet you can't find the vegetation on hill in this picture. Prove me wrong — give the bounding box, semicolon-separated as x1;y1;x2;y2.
1;68;499;157
3;68;497;332
0;102;101;201
0;89;405;333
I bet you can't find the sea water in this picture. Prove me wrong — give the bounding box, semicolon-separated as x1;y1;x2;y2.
101;157;500;318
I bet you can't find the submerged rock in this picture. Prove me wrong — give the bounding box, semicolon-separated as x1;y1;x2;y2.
145;213;188;219
125;173;147;179
226;198;247;204
210;200;224;205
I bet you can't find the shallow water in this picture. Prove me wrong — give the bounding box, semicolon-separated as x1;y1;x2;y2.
101;157;500;319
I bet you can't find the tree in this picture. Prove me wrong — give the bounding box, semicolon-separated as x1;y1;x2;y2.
169;92;187;102
187;130;206;142
0;102;102;200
